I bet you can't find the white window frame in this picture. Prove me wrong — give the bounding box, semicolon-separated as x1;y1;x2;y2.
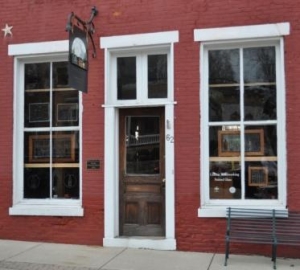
8;41;84;216
194;23;290;217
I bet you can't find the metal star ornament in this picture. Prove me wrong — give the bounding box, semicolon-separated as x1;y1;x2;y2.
2;24;13;37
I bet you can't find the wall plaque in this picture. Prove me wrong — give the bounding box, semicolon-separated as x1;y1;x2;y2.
87;159;100;170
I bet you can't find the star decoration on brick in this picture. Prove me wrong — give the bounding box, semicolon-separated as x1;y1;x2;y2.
2;24;13;37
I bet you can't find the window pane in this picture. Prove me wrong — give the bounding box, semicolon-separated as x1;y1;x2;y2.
52;168;79;199
25;132;51;164
117;57;136;100
210;161;241;199
209;49;239;84
24;131;51;199
25;63;50;90
52;131;79;164
24;63;50;128
243;126;278;199
243;47;276;83
209;86;240;121
53;91;79;127
25;92;50;128
148;54;167;98
245;161;278;199
244;85;276;120
53;62;69;88
126;116;160;174
24;168;50;198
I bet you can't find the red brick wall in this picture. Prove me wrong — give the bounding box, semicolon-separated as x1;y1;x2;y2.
1;0;300;257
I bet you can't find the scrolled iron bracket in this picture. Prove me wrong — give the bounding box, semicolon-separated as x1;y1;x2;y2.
66;6;98;58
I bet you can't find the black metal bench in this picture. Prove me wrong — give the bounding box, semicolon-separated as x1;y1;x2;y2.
224;207;289;269
276;211;300;251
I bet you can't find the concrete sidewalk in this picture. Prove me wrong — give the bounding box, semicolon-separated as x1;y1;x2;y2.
0;240;299;270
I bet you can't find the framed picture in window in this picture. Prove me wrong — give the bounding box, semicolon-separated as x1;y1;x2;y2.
248;166;268;187
29;103;50;123
218;129;264;156
57;103;78;122
29;134;75;163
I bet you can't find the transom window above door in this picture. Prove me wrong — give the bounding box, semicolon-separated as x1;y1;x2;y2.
108;50;170;105
117;54;168;100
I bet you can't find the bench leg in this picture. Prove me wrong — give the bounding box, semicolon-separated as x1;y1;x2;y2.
272;243;277;269
224;237;230;266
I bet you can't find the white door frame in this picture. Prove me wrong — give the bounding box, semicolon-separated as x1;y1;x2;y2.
103;104;176;250
100;30;178;250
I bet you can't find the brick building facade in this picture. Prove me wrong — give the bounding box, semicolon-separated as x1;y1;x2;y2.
0;0;299;258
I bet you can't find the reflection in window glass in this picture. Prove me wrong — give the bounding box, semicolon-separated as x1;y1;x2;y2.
148;54;167;98
25;63;50;90
126;116;160;174
209;87;240;122
117;57;136;100
209;49;239;84
244;47;275;83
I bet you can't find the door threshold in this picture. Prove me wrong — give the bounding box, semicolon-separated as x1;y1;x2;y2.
103;236;176;250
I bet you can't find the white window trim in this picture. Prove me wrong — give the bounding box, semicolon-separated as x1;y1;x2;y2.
101;31;178;107
194;23;290;217
9;40;84;217
100;31;178;250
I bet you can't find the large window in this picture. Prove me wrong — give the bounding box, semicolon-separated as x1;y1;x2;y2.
24;61;79;199
208;46;278;200
194;23;290;216
9;41;83;216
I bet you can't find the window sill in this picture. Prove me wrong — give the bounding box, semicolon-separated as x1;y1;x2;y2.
198;205;288;218
9;204;84;217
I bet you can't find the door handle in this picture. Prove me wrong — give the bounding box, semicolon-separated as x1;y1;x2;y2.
161;178;166;190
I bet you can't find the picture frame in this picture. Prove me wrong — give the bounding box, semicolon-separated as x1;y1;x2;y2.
57;103;78;122
248;166;268;187
28;134;75;163
29;103;50;123
218;129;264;157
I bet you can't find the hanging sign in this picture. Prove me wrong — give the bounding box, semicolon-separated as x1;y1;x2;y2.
68;25;88;93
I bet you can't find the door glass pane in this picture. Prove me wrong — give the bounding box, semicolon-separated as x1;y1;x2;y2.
148;54;167;98
126;116;160;174
117;57;136;100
